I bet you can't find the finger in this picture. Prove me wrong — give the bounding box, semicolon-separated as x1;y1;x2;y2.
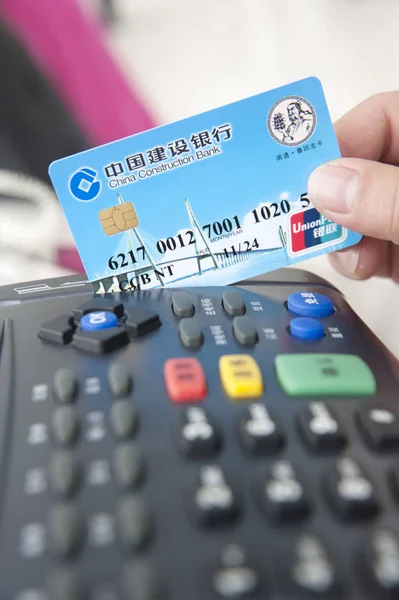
308;157;399;243
333;92;399;165
386;242;399;283
328;236;389;280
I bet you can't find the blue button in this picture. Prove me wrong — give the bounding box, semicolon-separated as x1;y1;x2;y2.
80;311;118;331
290;317;325;340
287;292;334;318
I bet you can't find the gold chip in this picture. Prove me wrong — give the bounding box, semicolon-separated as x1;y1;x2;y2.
98;202;139;235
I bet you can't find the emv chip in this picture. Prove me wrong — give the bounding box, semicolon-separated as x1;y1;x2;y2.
98;202;139;235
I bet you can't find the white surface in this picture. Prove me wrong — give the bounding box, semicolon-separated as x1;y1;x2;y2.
104;0;399;357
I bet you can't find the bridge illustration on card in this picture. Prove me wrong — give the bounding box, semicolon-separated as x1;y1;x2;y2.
92;193;286;294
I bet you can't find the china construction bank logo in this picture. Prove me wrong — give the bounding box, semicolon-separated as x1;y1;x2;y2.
267;95;316;146
69;167;101;201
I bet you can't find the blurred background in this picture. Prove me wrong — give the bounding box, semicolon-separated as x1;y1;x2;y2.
0;0;398;354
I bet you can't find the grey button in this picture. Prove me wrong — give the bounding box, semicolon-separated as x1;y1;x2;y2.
111;400;138;439
233;316;258;346
213;566;259;598
48;503;84;558
123;559;166;600
117;496;152;551
114;444;145;489
179;318;203;349
212;544;261;598
47;567;84;600
222;290;245;316
172;291;195;317
52;406;80;446
290;534;335;593
53;368;78;404
108;362;132;397
49;451;81;497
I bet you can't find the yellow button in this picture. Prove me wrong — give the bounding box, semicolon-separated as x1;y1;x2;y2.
219;354;263;400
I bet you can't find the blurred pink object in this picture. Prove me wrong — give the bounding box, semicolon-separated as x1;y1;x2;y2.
0;0;156;273
57;248;85;273
0;0;156;146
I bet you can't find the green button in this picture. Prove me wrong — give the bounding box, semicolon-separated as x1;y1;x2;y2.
275;354;376;397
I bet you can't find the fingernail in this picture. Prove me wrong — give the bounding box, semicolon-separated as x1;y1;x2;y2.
308;164;359;214
331;246;360;275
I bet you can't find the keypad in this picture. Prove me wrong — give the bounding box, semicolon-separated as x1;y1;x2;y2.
113;444;145;489
72;298;125;320
110;399;138;439
357;404;399;451
116;495;153;551
237;404;283;455
51;406;80;446
209;544;263;599
107;362;132;397
211;563;260;599
323;457;378;521
39;314;76;345
48;503;85;558
53;367;78;404
219;354;263;400
164;357;207;402
47;567;84;600
174;406;221;458
125;306;162;338
190;465;239;528
49;452;81;498
72;327;129;354
257;460;310;523
232;315;258;346
222;290;246;316
40;298;163;357
297;402;346;452
10;283;399;598
123;559;166;600
287;291;334;318
275;353;377;396
289;316;325;341
172;291;195;317
178;317;204;349
359;528;399;594
80;310;118;331
284;534;338;596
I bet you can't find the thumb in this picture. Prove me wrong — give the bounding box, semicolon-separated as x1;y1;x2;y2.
308;157;399;244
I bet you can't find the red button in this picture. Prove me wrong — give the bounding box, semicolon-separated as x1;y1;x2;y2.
164;358;207;403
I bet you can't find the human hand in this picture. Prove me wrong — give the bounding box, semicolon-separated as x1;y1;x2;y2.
308;92;399;282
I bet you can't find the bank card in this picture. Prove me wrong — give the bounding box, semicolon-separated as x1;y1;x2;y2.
49;77;361;293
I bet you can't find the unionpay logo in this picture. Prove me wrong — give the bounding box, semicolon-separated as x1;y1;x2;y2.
287;206;346;257
69;167;101;201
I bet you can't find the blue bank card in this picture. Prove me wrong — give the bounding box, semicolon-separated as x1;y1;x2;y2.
49;77;361;293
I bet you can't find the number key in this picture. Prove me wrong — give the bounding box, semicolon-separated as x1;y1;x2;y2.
297;402;346;453
174;407;221;458
190;465;239;528
323;457;378;521
237;404;284;455
357;405;399;452
257;460;309;523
